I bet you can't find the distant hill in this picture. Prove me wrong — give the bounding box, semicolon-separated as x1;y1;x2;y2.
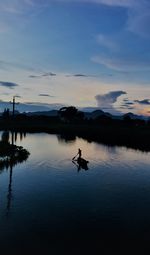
26;110;58;117
123;112;147;120
84;110;112;119
0;108;148;120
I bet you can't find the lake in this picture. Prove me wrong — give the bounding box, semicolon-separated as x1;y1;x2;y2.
0;132;150;254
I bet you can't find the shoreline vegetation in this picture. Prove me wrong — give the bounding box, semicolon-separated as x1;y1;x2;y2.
0;132;30;172
0;112;150;152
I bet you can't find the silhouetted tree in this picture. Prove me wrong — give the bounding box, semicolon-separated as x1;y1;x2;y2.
123;115;133;125
2;108;10;119
94;115;112;125
58;106;78;122
1;131;9;143
76;111;84;121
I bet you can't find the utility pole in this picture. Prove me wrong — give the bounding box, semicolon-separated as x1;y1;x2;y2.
12;96;15;117
10;96;19;117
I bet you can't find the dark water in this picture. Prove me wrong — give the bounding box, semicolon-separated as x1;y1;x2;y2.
0;132;150;254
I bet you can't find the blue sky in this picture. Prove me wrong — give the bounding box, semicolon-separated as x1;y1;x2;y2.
0;0;150;115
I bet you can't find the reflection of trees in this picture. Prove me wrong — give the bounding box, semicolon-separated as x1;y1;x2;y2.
57;134;76;145
0;131;30;216
0;132;29;172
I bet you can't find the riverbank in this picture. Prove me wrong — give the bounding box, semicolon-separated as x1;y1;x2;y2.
0;118;150;152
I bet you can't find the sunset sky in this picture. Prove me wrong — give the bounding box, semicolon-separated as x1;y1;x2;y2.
0;0;150;115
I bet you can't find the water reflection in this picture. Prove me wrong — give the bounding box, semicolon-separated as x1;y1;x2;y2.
0;131;30;172
72;157;89;171
0;132;150;254
57;134;76;144
6;163;13;216
0;131;30;216
12;131;26;144
56;132;150;153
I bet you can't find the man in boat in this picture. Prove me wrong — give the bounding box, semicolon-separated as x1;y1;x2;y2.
72;148;82;160
72;149;89;171
78;148;82;158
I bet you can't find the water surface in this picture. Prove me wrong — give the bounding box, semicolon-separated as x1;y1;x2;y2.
0;132;150;254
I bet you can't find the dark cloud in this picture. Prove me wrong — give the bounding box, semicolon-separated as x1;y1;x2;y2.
73;74;89;77
29;72;96;79
0;81;18;89
125;102;134;105
14;95;21;98
122;101;134;107
39;94;54;97
42;72;56;77
66;73;95;78
28;75;40;78
121;104;134;108
120;106;135;110
135;99;150;105
29;72;56;79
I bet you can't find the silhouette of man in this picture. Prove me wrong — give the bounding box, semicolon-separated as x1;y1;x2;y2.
72;148;82;161
78;148;82;158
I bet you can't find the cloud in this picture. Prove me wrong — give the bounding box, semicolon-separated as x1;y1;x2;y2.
96;34;117;51
92;54;150;71
21;102;65;111
0;22;9;33
73;74;89;77
29;72;95;79
61;1;150;38
123;101;134;105
28;75;40;78
0;81;19;89
0;0;149;38
14;95;21;98
42;72;56;77
120;100;135;110
0;0;46;14
126;2;150;38
66;73;94;78
39;94;54;97
0;59;36;72
64;1;150;38
120;106;135;110
0;99;66;112
29;72;56;78
135;99;150;105
26;0;136;8
36;1;150;37
95;90;126;107
1;92;11;96
95;90;126;114
123;98;129;102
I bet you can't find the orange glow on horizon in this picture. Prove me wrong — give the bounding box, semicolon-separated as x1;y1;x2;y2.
138;108;150;116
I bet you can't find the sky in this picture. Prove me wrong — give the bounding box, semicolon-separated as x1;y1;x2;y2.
0;0;150;115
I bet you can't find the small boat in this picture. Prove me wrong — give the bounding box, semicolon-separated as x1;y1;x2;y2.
76;157;89;170
77;157;89;165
